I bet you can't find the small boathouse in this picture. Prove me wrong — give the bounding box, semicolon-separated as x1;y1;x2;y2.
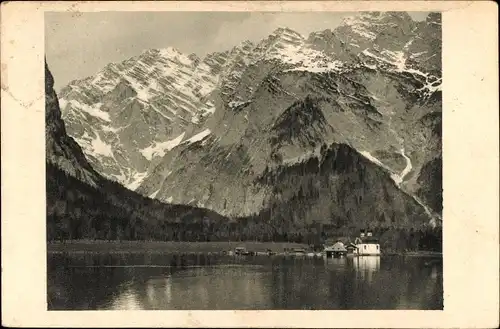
324;241;347;258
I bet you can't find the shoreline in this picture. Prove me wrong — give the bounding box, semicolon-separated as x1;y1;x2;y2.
47;240;442;257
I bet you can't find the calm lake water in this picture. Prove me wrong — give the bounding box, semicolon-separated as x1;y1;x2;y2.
47;253;443;310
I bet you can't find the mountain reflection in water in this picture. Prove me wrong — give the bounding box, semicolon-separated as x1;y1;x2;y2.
47;253;442;310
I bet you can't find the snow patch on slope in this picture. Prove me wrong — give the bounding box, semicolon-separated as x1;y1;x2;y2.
360;149;413;187
58;98;67;110
390;148;412;186
360;148;439;225
183;129;211;145
90;133;114;157
282;147;322;165
140;132;186;160
417;78;442;97
159;47;193;66
341;15;378;40
361;47;441;99
268;42;343;73
359;150;394;173
123;75;155;101
381;50;406;71
101;125;120;133
148;189;160;199
73;131;114;158
68;100;110;122
228;100;251;108
126;172;148;190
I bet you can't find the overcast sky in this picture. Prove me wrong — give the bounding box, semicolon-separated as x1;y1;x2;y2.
45;11;430;91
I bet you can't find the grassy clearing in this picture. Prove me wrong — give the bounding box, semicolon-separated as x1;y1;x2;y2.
47;240;311;254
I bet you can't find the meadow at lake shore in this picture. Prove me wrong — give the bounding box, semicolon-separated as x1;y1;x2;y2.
47;240;442;257
47;240;310;253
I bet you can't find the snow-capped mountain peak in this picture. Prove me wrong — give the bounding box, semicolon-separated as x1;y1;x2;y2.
158;47;194;66
58;43;222;186
270;26;305;40
257;26;305;51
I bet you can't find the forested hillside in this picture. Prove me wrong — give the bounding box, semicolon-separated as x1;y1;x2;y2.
46;163;228;241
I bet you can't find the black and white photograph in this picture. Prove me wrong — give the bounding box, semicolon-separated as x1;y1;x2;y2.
44;9;445;310
2;1;499;327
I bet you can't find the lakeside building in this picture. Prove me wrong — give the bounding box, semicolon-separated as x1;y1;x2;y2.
354;230;381;256
324;241;347;258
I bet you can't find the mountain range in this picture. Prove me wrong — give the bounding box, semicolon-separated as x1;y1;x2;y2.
46;61;228;242
48;12;442;243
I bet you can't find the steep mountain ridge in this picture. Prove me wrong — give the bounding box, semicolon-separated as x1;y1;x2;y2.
57;12;442;228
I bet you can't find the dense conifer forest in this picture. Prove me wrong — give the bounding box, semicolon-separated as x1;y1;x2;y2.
47;163;441;252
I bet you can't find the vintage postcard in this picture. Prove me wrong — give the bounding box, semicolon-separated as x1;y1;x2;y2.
1;1;498;328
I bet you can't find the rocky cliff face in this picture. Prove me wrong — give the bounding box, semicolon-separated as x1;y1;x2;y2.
57;12;442;229
45;60;102;186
